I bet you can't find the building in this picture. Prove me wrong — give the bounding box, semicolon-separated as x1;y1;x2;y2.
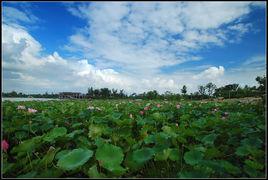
59;92;86;99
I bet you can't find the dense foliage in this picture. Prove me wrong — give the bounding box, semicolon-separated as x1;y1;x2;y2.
2;99;265;178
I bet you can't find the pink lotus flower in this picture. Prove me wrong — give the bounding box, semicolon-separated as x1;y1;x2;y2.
28;108;37;113
2;140;9;152
176;104;181;109
157;104;161;108
140;111;144;115
17;105;26;110
129;114;133;119
144;106;150;111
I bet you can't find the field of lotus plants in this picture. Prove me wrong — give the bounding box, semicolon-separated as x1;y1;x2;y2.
2;99;266;178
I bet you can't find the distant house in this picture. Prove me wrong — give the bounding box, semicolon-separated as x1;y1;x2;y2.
59;92;86;99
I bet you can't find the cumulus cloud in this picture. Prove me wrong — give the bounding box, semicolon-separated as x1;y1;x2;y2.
193;66;225;80
2;2;266;94
2;23;131;93
65;2;259;76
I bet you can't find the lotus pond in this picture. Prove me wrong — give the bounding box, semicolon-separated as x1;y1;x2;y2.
2;99;266;178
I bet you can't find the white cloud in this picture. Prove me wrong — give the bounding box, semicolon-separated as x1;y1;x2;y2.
3;6;39;24
65;2;257;77
2;23;132;94
2;3;266;94
181;2;251;29
193;66;225;80
243;55;266;66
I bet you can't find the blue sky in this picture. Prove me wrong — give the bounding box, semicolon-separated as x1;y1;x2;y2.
2;1;266;94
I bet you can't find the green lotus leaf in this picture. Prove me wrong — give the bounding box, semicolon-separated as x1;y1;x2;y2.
245;160;264;170
15;131;28;140
124;152;144;171
71;122;83;129
88;164;106;178
220;160;241;175
154;148;171;161
235;146;250;156
88;125;104;139
184;149;204;165
112;112;123;120
95;143;124;173
244;164;263;177
152;112;162;120
144;134;156;144
57;148;93;171
201;133;217;145
39;147;61;167
241;138;262;148
205;147;222;159
43;127;67;142
66;129;84;138
132;147;155;164
55;150;72;160
169;148;180;161
11;136;42;153
201;160;225;173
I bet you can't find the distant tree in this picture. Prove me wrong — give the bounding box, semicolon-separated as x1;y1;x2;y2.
146;90;158;99
181;85;187;95
93;89;100;98
256;76;266;92
100;88;111;98
198;85;206;96
112;89;118;98
119;89;125;98
206;82;216;97
10;91;17;97
87;87;94;97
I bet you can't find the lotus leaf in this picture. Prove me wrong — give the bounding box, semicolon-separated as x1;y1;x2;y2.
57;148;93;170
95;143;125;173
132;147;155;164
43;127;67;142
88;164;106;178
184;149;204;165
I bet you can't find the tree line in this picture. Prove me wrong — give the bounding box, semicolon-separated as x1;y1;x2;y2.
87;75;266;100
2;75;266;100
2;92;59;98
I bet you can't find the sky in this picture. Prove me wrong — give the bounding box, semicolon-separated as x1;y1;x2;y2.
2;1;266;94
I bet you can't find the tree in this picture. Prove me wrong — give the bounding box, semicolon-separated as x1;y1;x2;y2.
87;87;94;97
93;89;100;98
112;89;118;98
10;91;17;97
119;89;125;98
146;90;158;99
198;85;206;96
181;85;187;95
206;82;216;97
100;88;111;98
256;76;266;92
